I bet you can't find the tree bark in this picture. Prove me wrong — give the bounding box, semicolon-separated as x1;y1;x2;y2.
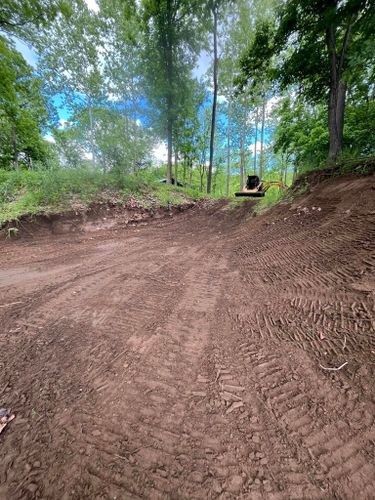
199;164;204;192
12;126;18;170
183;156;187;184
293;164;298;183
240;132;245;189
165;0;173;183
326;19;351;161
167;119;173;182
226;99;231;196
88;103;96;168
259;97;266;179
253;106;258;174
207;3;218;194
336;80;347;151
174;150;178;185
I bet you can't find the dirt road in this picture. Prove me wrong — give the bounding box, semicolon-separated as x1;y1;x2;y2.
1;175;374;499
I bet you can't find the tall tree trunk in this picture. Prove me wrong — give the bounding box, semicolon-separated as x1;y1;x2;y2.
240;132;245;189
326;19;351;161
253;106;258;174
88;103;96;168
12;126;18;170
183;156;187;184
226;99;231;196
293;164;298;183
167;118;173;183
284;158;288;185
174;150;178;185
336;80;347;151
207;4;218;194
165;0;173;183
259;97;266;179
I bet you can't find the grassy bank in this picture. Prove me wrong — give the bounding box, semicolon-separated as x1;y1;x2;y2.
0;168;205;226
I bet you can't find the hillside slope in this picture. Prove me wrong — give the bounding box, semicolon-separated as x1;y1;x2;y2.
0;173;374;499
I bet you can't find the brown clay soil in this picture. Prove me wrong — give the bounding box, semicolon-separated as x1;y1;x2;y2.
1;174;375;499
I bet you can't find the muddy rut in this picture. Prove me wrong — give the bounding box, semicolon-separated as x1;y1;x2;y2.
1;175;374;499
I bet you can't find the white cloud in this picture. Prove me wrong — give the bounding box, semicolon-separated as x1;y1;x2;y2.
136;119;142;127
59;119;69;128
83;152;93;160
152;142;168;163
266;95;281;114
248;141;270;155
108;92;120;101
44;135;56;144
84;0;99;12
217;95;227;103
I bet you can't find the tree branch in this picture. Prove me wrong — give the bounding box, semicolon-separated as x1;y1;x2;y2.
338;18;354;78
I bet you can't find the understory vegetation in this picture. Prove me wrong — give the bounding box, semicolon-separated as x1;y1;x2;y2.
0;0;373;225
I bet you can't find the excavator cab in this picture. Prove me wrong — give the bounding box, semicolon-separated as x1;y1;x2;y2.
235;175;286;197
235;175;265;197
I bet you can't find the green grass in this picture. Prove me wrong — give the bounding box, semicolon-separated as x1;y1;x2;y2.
0;168;203;226
253;187;287;214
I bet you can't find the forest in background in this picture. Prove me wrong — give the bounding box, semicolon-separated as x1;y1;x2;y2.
0;0;374;222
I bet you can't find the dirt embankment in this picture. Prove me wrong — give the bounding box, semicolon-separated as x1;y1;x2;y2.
0;173;374;499
0;198;197;239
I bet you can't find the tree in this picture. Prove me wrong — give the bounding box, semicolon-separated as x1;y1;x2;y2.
141;0;201;184
36;0;104;166
0;36;50;169
205;0;233;194
0;0;70;38
238;0;374;161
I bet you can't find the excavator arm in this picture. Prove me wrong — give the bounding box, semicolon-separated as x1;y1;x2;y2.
235;180;286;198
261;181;287;192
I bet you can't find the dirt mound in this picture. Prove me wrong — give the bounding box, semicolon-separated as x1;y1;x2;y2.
0;173;374;499
291;155;375;193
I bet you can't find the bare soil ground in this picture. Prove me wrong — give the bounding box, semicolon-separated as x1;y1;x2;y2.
1;174;374;499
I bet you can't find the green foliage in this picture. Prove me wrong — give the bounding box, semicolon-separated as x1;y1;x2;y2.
0;167;202;225
0;0;71;39
0;36;51;169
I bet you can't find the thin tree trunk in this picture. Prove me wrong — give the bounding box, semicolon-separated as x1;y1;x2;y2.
12;126;18;170
183;157;187;184
166;0;173;183
253;106;258;174
88;104;96;168
167;118;173;183
240;132;245;189
174;150;178;185
259;97;266;179
226;99;231;196
284;160;288;185
293;164;298;183
207;4;218;194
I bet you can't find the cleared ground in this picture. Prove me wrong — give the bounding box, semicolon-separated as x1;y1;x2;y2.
0;174;374;499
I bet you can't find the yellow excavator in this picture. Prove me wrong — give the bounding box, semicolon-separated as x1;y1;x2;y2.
235;175;286;197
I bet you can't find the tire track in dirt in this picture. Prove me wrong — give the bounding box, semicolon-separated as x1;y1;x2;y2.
0;174;374;499
44;255;230;499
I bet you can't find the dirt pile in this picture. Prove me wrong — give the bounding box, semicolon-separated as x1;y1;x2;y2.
0;173;374;499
